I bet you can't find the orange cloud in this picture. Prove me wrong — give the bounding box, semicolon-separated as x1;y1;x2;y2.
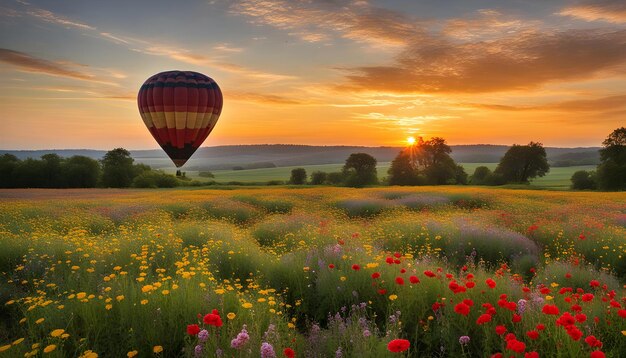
231;0;421;47
468;94;626;112
559;0;626;24
341;29;626;93
0;48;96;82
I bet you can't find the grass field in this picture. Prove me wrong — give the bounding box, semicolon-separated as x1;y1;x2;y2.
0;187;624;357
178;163;594;190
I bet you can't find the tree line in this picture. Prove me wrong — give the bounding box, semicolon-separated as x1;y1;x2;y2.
0;148;178;188
570;127;626;191
289;136;552;187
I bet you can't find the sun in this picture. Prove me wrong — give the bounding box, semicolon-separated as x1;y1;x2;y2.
406;136;416;145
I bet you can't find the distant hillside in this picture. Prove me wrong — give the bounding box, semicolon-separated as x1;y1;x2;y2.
1;145;601;170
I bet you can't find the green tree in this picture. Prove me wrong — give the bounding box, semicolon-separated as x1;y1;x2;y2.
0;154;19;188
12;158;46;188
570;170;597;190
101;148;135;188
494;142;549;183
388;150;421;186
310;171;327;185
596;127;626;190
343;153;378;187
470;166;492;185
326;172;345;185
133;170;179;188
41;153;63;187
289;168;307;185
62;156;101;188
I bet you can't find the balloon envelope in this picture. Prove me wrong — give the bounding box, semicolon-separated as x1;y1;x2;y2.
138;70;223;167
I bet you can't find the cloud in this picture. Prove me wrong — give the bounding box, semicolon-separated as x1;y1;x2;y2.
469;94;626;112
26;8;96;30
0;48;96;81
353;112;457;131
229;91;304;105
138;45;296;82
443;9;538;40
212;43;244;53
231;0;422;46
341;28;626;93
559;0;626;24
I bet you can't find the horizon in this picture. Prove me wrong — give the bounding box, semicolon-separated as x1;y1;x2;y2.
0;142;604;152
1;0;625;150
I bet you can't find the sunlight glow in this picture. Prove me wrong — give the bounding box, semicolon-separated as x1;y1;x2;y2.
407;136;416;145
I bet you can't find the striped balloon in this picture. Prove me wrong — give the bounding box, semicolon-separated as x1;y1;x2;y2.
138;70;223;167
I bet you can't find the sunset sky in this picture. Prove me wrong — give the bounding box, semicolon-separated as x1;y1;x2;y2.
1;0;625;150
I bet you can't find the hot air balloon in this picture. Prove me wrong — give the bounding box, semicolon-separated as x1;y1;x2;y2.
137;70;223;168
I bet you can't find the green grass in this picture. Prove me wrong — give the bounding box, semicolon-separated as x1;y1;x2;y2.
179;163;592;190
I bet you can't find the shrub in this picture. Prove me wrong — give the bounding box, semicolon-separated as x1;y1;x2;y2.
570;170;597;190
335;199;391;218
201;200;262;225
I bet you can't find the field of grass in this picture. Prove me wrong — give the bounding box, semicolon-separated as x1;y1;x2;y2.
0;187;625;357
179;163;592;190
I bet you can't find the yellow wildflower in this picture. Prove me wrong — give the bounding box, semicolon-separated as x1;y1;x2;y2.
227;312;236;320
43;344;57;353
50;329;65;337
153;346;163;354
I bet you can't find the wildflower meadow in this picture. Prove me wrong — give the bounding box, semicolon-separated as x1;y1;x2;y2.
0;187;624;357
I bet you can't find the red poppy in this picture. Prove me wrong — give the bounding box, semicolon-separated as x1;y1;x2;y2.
352;264;360;271
476;314;492;325
525;352;539;358
566;325;583;341
575;313;587;323
378;289;387;295
526;330;539;340
328;264;335;269
512;314;522;323
203;313;223;327
565;272;572;279
463;299;474;307
387;339;410;353
506;339;526;353
490;354;503;358
542;304;559;315
589;280;600;288
371;272;381;279
187;324;200;336
590;351;606;358
485;278;496;289
582;293;594;302
454;303;470;316
283;348;295;358
495;325;507;335
400;268;406;274
618;309;626;318
465;281;476;289
424;270;436;278
386;257;394;264
584;335;602;348
536;324;545;331
409;275;420;284
394;252;402;258
395;277;404;285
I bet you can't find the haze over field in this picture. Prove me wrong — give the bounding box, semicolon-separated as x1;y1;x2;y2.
1;0;625;150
